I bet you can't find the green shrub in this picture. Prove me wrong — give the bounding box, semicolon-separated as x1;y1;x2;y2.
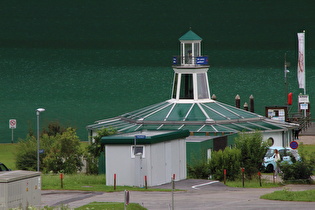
15;135;38;171
209;147;241;181
187;160;209;179
235;131;268;179
85;127;117;174
15;125;83;173
43;127;83;174
279;144;315;183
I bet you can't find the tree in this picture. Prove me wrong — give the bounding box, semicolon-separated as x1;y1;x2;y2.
15;123;83;173
234;131;269;179
43;127;83;174
85;127;117;174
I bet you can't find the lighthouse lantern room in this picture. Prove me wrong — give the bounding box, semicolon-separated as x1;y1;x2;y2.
172;30;211;101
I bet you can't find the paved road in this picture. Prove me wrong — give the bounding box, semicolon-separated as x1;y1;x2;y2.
41;179;315;210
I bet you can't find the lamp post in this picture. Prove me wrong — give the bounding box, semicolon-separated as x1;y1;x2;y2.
36;108;45;172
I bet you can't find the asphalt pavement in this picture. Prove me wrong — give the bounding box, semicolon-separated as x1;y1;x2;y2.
41;179;315;210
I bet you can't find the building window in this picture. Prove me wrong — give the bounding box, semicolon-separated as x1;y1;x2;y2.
131;145;145;158
197;73;209;99
179;74;194;99
267;137;274;146
207;149;212;163
172;73;179;99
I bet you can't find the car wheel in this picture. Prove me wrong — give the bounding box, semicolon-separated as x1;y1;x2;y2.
266;164;274;173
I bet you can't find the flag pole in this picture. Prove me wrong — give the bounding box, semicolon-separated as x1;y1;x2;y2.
303;30;306;95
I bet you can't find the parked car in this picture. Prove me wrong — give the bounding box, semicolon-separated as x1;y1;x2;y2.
0;162;11;171
263;147;300;173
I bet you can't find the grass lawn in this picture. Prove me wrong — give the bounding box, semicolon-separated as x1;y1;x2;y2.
261;188;315;202
42;174;171;192
225;179;282;188
0;143;18;170
75;202;147;210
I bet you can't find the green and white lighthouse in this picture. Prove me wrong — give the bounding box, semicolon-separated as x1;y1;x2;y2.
171;30;211;102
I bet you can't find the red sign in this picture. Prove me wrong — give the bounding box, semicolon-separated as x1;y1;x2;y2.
290;141;299;149
9;119;16;129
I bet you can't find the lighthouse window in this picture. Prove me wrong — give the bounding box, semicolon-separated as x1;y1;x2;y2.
185;43;192;64
172;73;179;99
180;74;194;99
197;73;209;99
194;43;200;57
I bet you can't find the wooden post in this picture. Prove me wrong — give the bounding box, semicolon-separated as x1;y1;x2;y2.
60;173;64;189
114;174;117;190
241;168;245;188
144;176;148;189
258;171;262;187
243;102;248;111
235;94;240;108
249;95;254;113
223;169;227;185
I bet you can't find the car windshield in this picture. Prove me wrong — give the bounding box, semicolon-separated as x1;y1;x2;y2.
265;149;274;158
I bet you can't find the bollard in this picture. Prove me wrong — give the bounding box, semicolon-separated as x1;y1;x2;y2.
223;169;227;185
235;95;240;108
114;174;117;190
273;170;276;183
171;174;175;210
144;176;148;189
241;168;245;188
249;95;254;113
124;190;130;210
60;173;64;189
258;172;262;187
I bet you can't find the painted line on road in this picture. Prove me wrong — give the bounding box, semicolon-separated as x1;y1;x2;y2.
192;181;219;190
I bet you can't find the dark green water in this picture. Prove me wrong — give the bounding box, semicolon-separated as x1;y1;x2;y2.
0;0;314;143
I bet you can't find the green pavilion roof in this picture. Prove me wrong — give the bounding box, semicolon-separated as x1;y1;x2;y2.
87;100;297;135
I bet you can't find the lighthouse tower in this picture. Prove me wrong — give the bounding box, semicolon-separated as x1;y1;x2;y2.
171;30;212;102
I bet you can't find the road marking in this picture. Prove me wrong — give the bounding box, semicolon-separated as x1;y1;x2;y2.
192;181;219;189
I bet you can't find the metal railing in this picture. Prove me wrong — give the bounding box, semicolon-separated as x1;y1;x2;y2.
172;55;209;66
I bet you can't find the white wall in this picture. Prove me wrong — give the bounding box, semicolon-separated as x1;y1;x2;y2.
105;139;186;187
262;130;292;147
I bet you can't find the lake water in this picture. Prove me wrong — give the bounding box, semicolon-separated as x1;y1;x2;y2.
0;48;314;143
1;0;314;142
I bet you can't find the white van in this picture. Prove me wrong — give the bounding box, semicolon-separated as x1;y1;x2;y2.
263;147;300;172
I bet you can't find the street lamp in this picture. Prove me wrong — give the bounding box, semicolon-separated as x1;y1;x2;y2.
36;108;45;171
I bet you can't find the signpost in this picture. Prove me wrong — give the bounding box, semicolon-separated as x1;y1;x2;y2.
9;119;16;143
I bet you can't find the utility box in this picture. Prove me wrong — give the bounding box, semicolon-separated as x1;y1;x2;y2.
0;170;41;210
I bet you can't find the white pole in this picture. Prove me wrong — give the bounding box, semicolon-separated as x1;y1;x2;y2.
37;111;40;172
36;108;45;172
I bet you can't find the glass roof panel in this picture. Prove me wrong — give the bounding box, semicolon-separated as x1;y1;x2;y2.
167;103;194;121
186;104;207;121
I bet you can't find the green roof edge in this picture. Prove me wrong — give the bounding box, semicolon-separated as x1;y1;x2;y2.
101;130;190;145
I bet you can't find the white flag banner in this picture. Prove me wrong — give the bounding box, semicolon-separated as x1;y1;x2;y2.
297;32;305;89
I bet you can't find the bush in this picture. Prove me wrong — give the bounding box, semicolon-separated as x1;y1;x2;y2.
187;160;209;179
85;127;117;174
209;147;241;181
280;161;314;183
15;124;83;173
235;131;268;179
279;144;315;183
43;128;83;174
15;135;37;171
